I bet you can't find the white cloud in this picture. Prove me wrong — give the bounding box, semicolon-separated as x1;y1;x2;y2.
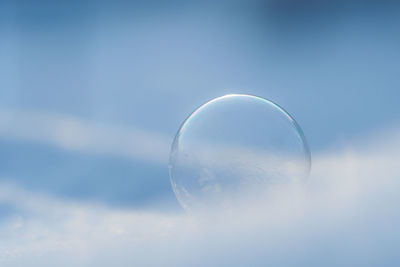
0;108;171;164
0;126;399;266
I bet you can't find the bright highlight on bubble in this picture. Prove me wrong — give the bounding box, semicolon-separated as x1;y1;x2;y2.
169;94;311;212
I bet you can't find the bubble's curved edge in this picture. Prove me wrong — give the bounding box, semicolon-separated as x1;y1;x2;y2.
168;95;235;212
249;94;312;174
168;93;312;212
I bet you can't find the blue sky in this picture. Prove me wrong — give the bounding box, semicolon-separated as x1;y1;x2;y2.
0;1;400;265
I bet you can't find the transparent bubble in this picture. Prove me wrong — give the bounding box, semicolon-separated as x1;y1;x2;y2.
169;94;311;212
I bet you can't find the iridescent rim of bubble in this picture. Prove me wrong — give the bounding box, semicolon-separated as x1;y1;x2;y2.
168;94;312;210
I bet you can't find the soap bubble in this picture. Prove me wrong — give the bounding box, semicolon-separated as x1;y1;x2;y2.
169;94;311;212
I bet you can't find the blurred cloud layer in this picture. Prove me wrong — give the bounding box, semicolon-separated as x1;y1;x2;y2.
0;127;399;266
0;1;399;265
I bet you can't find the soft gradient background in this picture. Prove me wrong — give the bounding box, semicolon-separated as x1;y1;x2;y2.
0;0;399;266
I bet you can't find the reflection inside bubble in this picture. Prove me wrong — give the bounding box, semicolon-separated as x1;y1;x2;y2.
169;94;311;212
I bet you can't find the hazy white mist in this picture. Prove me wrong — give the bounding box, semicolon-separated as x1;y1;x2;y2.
0;118;399;266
